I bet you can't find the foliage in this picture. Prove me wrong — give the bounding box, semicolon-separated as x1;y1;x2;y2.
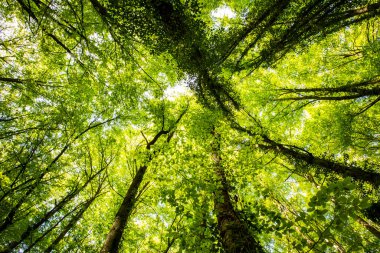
0;0;379;252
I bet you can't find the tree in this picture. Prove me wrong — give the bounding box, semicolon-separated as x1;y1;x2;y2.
100;108;186;253
211;129;264;252
1;0;379;252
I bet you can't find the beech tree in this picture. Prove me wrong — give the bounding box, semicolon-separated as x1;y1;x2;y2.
1;0;379;252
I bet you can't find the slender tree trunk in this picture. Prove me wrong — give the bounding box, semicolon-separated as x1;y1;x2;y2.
211;130;263;253
278;77;380;94
0;184;35;233
357;216;380;240
0;119;115;234
0;165;106;253
44;191;101;252
1;191;80;252
259;136;380;186
24;205;78;253
100;165;147;253
0;191;76;253
0;149;55;233
275;92;380;101
100;128;174;253
99;108;186;253
233;124;380;186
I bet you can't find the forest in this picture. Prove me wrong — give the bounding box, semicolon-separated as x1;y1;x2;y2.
0;0;379;252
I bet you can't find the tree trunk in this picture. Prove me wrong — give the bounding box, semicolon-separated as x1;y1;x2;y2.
0;119;114;234
44;192;100;252
0;185;35;233
275;92;380;101
100;165;147;253
100;127;175;253
357;216;380;240
24;205;78;253
259;136;380;186
99;108;186;253
363;202;380;227
0;165;106;253
278;77;380;94
232;124;380;187
211;131;264;253
0;191;77;253
0;143;68;230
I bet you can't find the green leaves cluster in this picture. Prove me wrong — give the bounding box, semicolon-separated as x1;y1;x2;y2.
1;0;379;252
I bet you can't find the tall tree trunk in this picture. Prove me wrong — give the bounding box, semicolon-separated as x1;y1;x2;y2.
0;184;35;233
277;77;380;94
44;189;102;253
232;125;380;186
0;119;115;233
100;109;186;253
0;165;107;253
0;142;71;233
259;135;380;186
100;129;171;253
0;171;105;253
211;130;264;253
357;216;380;240
0;191;77;253
24;204;79;253
100;165;147;253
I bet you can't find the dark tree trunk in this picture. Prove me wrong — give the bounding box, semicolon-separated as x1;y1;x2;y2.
23;205;78;253
211;131;264;253
0;185;35;233
0;148;63;233
0;119;114;234
259;136;380;187
100;128;174;253
100;165;147;253
278;77;380;94
363;202;380;226
232;125;380;186
0;164;106;253
44;190;101;252
0;191;76;253
99;109;186;253
357;216;380;240
275;92;380;101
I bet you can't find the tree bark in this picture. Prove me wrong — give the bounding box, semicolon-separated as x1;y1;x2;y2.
44;190;101;252
232;125;380;187
100;165;147;253
0;166;105;253
0;119;115;233
100;128;173;253
356;216;380;240
259;136;380;187
211;130;264;253
99;107;187;252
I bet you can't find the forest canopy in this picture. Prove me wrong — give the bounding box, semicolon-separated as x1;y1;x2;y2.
0;0;379;252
